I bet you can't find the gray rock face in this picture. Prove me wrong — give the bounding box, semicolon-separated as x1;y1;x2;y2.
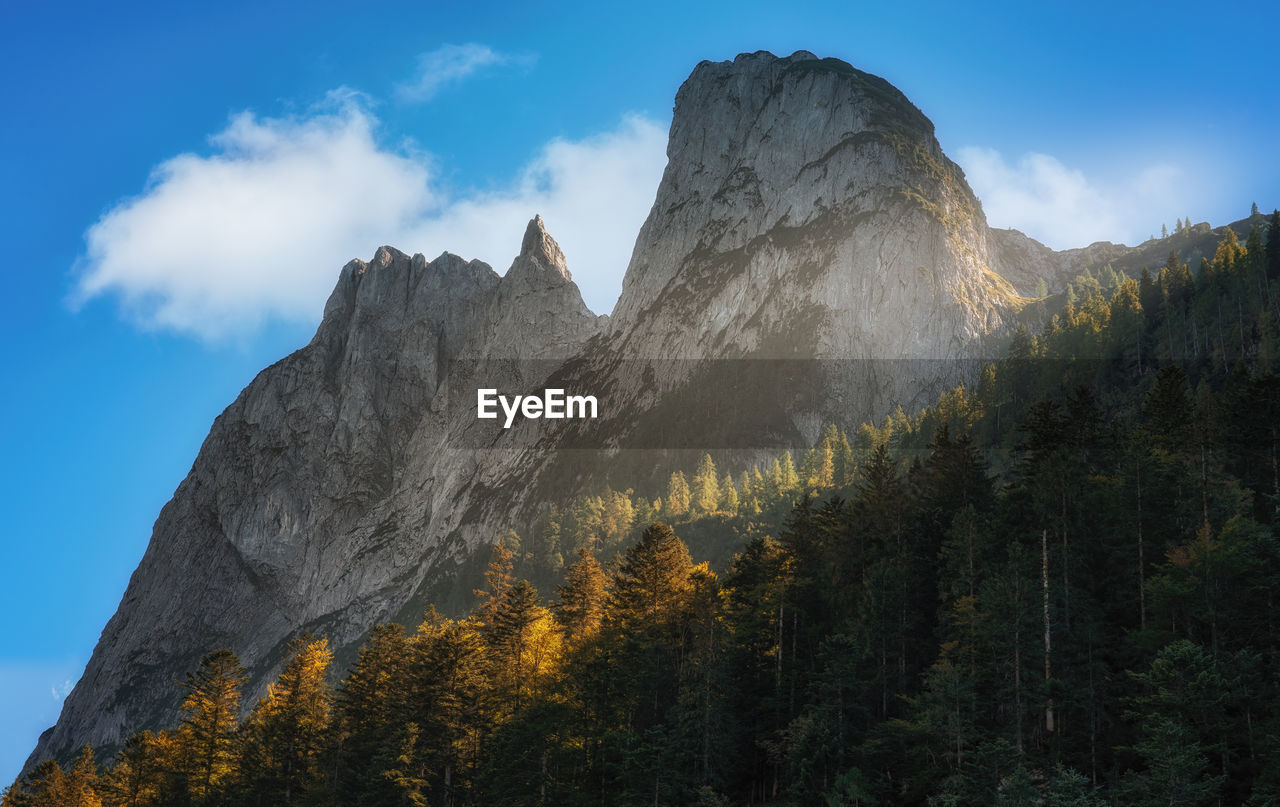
29;222;604;767
601;50;1025;437
31;51;1075;767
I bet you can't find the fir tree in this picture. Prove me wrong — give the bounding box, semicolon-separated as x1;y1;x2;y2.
691;454;721;517
473;539;514;627
1267;209;1280;281
719;473;739;514
237;636;333;806
666;471;692;518
554;546;607;640
176;649;246;804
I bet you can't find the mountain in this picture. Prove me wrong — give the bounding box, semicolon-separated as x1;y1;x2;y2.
32;50;1103;767
991;210;1275;295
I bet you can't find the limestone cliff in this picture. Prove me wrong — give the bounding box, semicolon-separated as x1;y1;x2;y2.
32;51;1070;766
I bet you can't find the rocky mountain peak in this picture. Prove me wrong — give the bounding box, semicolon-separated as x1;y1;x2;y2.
511;214;572;282
610;49;1013;368
27;51;1047;772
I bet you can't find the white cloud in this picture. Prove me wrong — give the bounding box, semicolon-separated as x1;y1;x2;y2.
402;115;668;315
396;43;512;103
74;93;437;340
74;99;668;340
956;147;1187;249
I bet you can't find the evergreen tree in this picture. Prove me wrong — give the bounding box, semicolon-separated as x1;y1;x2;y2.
1139;266;1162;324
1267;209;1280;281
666;471;692;518
176;649;246;804
334;623;412;805
5;748;102;807
738;470;759;514
474;539;515;626
408;618;489;807
1124;717;1223;807
554;546;607;641
237;636;333;806
99;732;162;807
776;451;800;500
609;522;695;627
691;454;721;517
485;579;559;712
720;473;739;514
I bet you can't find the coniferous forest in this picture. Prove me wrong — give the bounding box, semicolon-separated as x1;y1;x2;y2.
9;212;1280;806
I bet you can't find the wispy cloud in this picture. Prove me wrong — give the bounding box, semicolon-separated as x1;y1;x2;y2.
395;43;520;103
73;97;667;340
956;147;1190;250
0;663;84;787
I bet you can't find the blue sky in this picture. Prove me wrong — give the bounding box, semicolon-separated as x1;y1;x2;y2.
1;0;1277;785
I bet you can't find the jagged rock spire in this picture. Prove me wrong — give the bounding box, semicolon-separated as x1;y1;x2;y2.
511;214;572;282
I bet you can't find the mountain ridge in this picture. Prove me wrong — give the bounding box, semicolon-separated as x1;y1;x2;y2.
28;49;1196;769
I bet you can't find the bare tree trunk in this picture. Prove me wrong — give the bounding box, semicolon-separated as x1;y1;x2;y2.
1272;426;1279;519
1137;459;1146;629
1201;443;1210;526
1042;529;1055;734
1061;487;1070;631
1239;297;1246;356
539;748;548;807
1089;640;1098;786
1014;558;1024;754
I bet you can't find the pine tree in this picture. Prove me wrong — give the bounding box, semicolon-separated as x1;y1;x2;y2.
738;470;759;514
831;427;857;487
720;473;739;514
1214;227;1244;274
485;580;559;712
64;748;101;807
474;539;514;626
408;618;489;806
1124;717;1224;806
1267;209;1280;281
608;522;695;627
554;546;607;640
1143;366;1193;453
334;623;412;805
666;471;691;518
691;454;721;517
99;732;162;807
6;748;102;807
176;649;246;804
238;636;334;806
776;451;800;500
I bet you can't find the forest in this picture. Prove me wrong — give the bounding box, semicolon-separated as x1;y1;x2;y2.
7;210;1280;806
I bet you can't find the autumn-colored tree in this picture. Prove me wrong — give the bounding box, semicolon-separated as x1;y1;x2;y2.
665;470;692;518
553;546;607;641
174;649;246;804
690;454;721;517
237;636;333;806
